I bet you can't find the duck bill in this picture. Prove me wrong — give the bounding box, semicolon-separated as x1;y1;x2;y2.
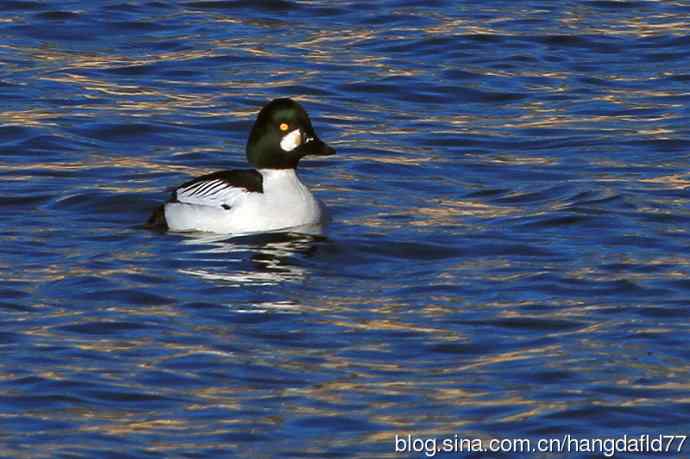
297;138;335;157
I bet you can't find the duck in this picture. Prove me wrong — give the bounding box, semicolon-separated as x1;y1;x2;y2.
146;98;335;234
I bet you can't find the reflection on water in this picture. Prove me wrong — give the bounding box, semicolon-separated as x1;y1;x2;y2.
1;1;690;458
177;231;324;287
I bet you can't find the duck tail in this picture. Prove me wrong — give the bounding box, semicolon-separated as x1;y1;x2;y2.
144;204;168;231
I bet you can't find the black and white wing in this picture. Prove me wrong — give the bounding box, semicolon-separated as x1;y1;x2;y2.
171;170;263;209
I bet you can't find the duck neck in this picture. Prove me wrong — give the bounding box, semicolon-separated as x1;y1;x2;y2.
258;168;303;190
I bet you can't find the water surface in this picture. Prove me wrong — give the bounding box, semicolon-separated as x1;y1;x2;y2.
1;1;690;458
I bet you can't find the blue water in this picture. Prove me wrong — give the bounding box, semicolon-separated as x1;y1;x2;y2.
2;1;690;458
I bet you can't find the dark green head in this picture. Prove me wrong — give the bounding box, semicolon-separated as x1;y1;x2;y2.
246;98;335;169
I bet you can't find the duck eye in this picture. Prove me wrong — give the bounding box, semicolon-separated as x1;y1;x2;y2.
279;123;289;132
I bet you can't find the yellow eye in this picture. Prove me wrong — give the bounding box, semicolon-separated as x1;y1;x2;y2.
279;123;289;132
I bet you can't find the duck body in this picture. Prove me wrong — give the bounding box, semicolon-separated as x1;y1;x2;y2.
146;98;335;234
161;169;327;234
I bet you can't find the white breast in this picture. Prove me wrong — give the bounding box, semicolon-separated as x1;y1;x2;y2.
164;169;328;234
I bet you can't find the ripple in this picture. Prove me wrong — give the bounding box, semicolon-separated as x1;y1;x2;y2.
82;389;177;405
75;289;173;305
71;122;175;143
0;193;54;208
0;0;42;10
293;415;376;433
58;321;155;336
2;1;690;457
483;317;587;332
183;0;295;12
100;63;160;76
34;11;80;20
0;125;33;143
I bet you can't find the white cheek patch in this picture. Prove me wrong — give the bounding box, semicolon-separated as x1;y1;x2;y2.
280;128;302;152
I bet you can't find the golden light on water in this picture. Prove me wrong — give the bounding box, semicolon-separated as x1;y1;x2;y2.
2;4;690;458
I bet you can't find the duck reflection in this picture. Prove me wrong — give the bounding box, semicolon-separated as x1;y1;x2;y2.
176;225;325;287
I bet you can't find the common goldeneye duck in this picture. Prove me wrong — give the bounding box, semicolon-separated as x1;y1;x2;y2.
146;98;335;234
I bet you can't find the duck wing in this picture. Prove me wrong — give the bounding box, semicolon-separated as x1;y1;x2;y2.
172;169;263;209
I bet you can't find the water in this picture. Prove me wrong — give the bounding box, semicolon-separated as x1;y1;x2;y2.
1;1;690;458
